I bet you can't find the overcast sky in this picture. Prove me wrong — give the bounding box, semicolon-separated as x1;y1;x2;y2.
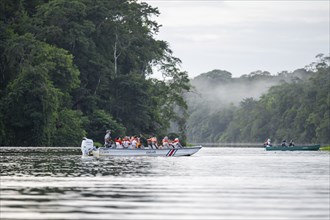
143;0;329;79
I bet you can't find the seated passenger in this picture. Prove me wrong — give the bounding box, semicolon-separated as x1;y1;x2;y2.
131;136;137;149
148;135;158;149
115;137;123;148
263;139;268;147
147;136;153;149
281;139;287;147
122;136;131;148
162;136;171;149
151;135;159;149
289;140;295;146
135;136;142;149
173;138;183;148
139;134;147;149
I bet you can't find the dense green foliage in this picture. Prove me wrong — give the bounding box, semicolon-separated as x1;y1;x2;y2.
0;0;190;146
186;55;330;144
1;0;328;147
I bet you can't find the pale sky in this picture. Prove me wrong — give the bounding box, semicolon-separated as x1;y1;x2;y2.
142;0;330;79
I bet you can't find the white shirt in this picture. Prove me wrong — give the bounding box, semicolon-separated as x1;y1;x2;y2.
104;133;111;145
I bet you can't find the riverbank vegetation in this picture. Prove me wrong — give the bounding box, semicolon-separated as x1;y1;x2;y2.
186;55;329;144
0;0;190;146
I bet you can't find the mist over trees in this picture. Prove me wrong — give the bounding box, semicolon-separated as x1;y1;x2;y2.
0;0;190;146
186;55;330;144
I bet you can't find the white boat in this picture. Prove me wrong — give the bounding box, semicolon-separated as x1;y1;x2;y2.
81;138;202;157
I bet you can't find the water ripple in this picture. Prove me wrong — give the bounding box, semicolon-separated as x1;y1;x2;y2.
1;147;329;219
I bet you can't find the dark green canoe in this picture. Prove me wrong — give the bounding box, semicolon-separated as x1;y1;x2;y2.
265;145;320;151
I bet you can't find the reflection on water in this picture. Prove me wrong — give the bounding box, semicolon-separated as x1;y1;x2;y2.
1;147;153;177
1;147;329;219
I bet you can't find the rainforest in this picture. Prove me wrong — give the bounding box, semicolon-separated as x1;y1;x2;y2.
1;0;329;146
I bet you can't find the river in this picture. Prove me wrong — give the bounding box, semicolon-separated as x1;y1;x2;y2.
0;147;329;220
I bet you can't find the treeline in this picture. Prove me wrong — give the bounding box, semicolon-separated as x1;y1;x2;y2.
0;0;190;146
186;55;330;144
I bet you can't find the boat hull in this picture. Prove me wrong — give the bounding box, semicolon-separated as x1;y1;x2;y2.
94;146;202;157
265;145;320;151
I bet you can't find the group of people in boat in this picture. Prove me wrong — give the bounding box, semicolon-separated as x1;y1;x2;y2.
281;139;295;147
104;130;183;149
264;138;295;147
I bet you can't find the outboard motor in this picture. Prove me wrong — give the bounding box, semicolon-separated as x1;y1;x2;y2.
81;137;94;156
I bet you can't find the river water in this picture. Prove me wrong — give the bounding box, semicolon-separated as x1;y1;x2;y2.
0;147;329;220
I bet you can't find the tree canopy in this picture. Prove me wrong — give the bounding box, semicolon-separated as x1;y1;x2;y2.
0;0;191;146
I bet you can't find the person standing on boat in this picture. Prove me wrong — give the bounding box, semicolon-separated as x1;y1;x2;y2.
104;130;112;147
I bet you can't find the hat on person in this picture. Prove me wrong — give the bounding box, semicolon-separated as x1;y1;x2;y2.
106;130;111;133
